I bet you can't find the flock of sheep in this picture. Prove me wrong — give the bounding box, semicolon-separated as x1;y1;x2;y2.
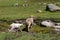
8;1;60;33
8;15;60;33
8;15;34;32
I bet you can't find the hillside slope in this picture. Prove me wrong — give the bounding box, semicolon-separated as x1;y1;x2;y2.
0;0;60;20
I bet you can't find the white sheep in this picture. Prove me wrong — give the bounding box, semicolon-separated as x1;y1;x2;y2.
25;15;34;32
8;22;23;32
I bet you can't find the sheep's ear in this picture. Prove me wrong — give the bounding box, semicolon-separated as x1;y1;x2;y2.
30;15;34;18
33;17;36;20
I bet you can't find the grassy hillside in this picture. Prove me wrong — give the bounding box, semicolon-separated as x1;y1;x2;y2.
0;0;60;40
0;32;60;40
0;0;60;20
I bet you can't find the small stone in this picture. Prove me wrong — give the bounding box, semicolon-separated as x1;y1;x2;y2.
37;10;42;13
43;3;47;5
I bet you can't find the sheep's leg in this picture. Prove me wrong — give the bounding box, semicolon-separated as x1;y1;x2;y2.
27;26;29;32
30;24;32;29
30;22;34;29
9;27;14;32
19;27;22;32
17;27;22;32
28;24;31;32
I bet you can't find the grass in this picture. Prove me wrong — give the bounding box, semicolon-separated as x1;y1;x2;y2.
0;24;59;40
0;0;60;20
0;0;60;40
0;31;60;40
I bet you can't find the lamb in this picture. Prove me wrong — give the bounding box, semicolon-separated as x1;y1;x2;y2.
25;15;34;32
8;22;23;32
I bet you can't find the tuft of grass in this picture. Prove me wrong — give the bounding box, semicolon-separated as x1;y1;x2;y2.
0;32;60;40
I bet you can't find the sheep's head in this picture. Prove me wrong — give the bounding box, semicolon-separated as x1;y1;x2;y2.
30;15;34;18
30;15;35;19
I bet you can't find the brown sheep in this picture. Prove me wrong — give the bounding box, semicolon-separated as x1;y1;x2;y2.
25;15;34;32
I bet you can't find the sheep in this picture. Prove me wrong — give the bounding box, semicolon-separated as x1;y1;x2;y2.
25;15;34;32
8;22;23;32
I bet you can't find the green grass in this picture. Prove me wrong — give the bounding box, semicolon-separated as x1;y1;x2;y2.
0;0;60;20
0;32;60;40
0;24;59;40
0;0;60;40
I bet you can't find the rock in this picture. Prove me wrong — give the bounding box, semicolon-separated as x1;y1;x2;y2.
41;20;55;27
46;4;60;12
37;10;42;13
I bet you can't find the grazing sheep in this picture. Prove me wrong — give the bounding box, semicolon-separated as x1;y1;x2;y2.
8;22;23;32
25;15;34;32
